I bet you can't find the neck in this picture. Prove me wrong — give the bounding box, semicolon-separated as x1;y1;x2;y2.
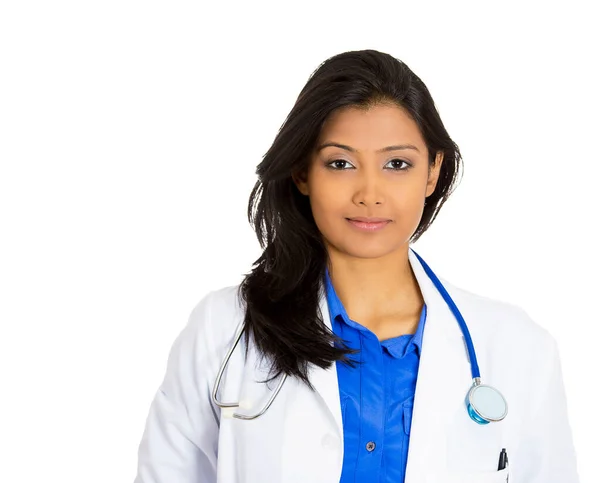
326;244;424;323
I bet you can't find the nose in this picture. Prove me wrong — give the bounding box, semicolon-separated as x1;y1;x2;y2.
352;170;385;206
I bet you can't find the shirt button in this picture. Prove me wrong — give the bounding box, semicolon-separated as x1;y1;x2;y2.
366;441;376;452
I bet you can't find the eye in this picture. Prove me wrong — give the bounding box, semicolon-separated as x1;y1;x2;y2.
325;159;354;170
385;158;411;170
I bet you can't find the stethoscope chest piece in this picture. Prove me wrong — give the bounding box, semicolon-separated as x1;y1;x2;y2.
466;379;508;425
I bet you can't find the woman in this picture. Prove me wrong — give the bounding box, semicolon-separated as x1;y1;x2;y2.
133;50;578;483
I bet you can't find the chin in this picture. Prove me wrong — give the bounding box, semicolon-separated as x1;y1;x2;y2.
334;240;405;260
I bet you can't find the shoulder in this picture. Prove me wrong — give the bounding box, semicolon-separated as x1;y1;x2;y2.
439;277;558;354
185;284;245;343
162;284;245;387
439;278;565;405
188;284;244;324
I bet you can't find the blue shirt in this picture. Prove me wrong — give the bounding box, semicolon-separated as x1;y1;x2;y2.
324;269;427;482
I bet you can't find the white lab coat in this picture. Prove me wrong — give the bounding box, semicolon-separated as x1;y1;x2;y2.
134;250;579;483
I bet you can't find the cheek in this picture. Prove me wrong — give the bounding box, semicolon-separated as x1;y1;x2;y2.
308;188;344;230
403;188;427;215
392;186;428;233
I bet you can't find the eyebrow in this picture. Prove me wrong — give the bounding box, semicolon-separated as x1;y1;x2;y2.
316;142;421;154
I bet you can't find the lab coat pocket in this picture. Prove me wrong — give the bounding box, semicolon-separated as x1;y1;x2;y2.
443;467;509;483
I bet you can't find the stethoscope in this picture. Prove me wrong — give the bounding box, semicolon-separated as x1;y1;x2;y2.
212;248;508;424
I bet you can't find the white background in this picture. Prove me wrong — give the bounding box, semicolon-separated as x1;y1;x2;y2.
1;1;598;481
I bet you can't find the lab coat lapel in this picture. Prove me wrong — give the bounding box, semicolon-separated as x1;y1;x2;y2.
236;286;345;483
239;283;342;436
404;249;473;482
308;287;344;437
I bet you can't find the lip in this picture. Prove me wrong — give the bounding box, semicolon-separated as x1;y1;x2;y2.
347;217;391;223
346;217;391;232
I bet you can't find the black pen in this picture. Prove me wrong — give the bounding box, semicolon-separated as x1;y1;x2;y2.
498;448;508;470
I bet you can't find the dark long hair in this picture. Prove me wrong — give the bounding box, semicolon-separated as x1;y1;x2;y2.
238;49;463;389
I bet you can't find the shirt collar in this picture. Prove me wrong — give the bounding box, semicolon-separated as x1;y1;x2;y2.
324;267;426;358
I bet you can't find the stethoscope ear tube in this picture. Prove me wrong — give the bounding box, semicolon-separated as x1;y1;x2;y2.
212;320;246;409
212;319;288;420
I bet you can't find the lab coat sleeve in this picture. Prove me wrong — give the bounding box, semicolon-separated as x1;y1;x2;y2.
134;291;220;483
513;333;580;483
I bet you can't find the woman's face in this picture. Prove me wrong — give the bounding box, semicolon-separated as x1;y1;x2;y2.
293;102;444;260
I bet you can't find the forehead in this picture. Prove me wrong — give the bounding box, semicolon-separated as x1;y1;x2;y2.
317;103;426;152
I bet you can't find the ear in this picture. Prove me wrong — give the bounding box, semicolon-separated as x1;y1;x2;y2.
292;169;309;196
425;151;444;198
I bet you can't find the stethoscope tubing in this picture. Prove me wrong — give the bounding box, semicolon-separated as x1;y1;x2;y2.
409;248;481;380
212;249;503;423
